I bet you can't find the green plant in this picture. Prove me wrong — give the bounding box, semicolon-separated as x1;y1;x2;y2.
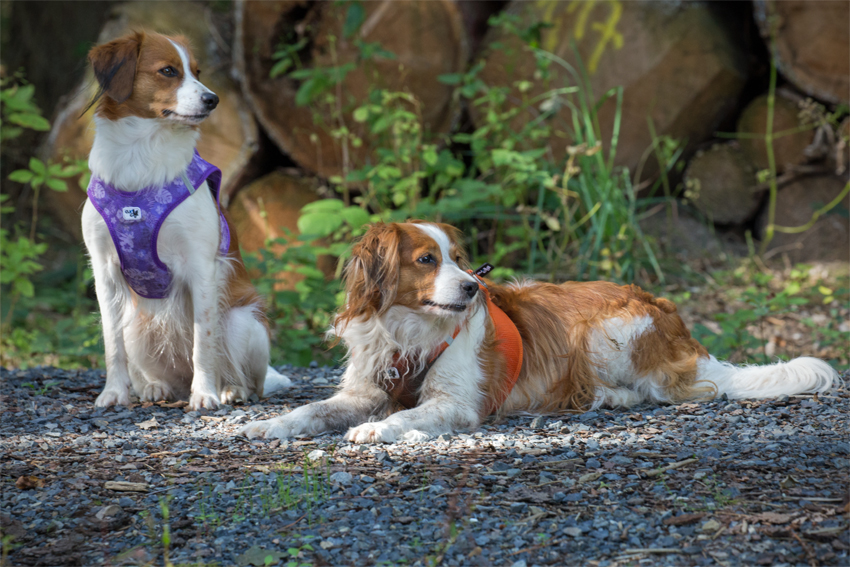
688;263;848;366
244;231;346;367
255;6;681;363
21;380;60;396
716;57;849;256
1;74;99;369
194;454;332;535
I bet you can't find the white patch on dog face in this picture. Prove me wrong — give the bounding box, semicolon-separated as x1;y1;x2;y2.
169;40;214;119
415;224;476;309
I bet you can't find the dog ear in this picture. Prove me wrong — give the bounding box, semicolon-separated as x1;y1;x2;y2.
337;223;402;327
88;31;144;103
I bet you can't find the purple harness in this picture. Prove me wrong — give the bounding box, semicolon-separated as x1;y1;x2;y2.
86;151;230;299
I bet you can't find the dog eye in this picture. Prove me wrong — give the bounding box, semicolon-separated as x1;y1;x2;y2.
417;254;435;264
159;66;178;77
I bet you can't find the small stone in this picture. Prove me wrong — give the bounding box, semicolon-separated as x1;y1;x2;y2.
700;519;721;533
117;497;134;507
506;469;522;478
530;417;546;428
563;527;582;537
510;560;527;567
510;502;527;513
330;472;353;485
585;458;602;469
307;449;327;461
95;505;122;520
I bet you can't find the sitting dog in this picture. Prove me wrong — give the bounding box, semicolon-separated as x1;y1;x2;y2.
82;31;290;409
241;221;835;442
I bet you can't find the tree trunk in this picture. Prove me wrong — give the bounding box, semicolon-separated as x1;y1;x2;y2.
234;0;469;180
758;175;849;262
43;1;258;240
683;142;761;225
474;1;747;178
736;91;815;174
754;0;850;105
227;170;336;289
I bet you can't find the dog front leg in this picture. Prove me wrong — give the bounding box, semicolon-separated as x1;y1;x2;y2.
346;314;487;444
241;365;388;439
92;264;133;407
187;270;221;410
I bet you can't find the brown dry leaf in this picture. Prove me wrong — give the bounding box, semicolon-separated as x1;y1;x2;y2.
15;475;44;490
663;512;706;526
159;400;188;408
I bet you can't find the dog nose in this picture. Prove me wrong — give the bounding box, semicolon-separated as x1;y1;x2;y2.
461;281;478;298
201;92;219;110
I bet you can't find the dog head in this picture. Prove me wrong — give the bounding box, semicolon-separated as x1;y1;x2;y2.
87;30;218;125
336;221;479;328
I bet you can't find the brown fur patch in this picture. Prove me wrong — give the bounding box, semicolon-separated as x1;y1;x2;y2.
490;281;711;412
223;211;268;331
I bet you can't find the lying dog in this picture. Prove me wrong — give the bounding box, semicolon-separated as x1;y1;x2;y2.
82;31;290;409
241;221;835;442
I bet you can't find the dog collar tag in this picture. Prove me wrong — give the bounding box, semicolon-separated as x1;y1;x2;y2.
122;206;142;221
474;263;494;277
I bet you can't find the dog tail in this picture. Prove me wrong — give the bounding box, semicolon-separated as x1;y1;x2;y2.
263;366;292;396
696;355;837;399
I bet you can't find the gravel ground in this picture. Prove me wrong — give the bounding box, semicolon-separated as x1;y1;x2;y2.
2;365;848;567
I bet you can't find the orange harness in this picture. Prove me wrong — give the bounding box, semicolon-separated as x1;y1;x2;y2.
384;266;523;415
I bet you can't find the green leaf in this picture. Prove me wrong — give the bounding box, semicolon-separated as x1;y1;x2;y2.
352;106;370;123
28;157;46;176
343;1;365;38
437;73;463;85
8;169;34;183
297;212;343;237
301;199;344;214
340;206;369;229
45;177;68;192
8;112;50;131
422;146;438;166
269;58;293;79
14;278;35;298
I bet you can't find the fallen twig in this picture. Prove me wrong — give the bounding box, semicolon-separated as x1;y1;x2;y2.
644;458;697;477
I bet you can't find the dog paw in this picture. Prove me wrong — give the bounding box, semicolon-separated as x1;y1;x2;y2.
240;419;272;439
95;389;130;407
188;390;220;410
240;417;298;440
140;382;175;403
220;386;250;405
401;429;431;443
345;422;399;444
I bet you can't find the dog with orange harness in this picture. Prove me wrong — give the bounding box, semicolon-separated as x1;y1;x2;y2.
241;221;835;443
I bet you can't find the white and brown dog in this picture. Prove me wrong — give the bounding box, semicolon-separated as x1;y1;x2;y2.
241;221;836;443
82;31;290;410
